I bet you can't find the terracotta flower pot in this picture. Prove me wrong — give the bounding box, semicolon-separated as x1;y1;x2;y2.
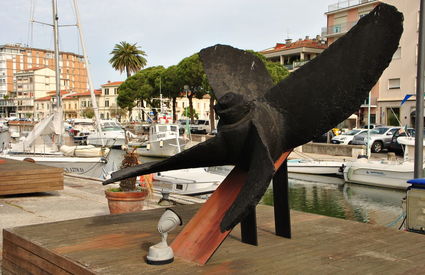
105;189;149;214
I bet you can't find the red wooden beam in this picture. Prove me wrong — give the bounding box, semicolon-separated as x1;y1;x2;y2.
171;150;292;265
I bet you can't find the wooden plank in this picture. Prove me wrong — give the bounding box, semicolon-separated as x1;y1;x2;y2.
0;178;63;187
0;186;63;196
171;151;292;265
0;158;64;195
3;239;71;275
3;230;94;275
0;174;63;183
2;259;33;275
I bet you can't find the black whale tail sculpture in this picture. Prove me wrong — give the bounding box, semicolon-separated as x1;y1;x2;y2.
104;3;403;233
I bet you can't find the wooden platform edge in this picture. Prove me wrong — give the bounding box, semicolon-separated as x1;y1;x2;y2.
2;229;94;275
171;150;291;265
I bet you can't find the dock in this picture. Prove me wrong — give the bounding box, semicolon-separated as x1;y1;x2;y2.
3;203;425;274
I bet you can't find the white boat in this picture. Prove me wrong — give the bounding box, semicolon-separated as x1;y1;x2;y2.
343;136;424;190
153;167;226;196
134;123;191;157
343;158;413;190
287;159;344;176
69;118;95;144
86;120;130;148
2;111;112;179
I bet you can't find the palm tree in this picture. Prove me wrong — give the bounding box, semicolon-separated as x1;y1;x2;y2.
109;41;147;78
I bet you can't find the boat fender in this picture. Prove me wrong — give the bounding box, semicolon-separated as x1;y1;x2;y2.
147;143;151;150
160;140;164;148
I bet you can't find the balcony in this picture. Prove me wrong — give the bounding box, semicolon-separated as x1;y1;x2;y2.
322;21;358;37
328;0;377;13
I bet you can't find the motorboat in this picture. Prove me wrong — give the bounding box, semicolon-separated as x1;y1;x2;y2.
86;120;132;148
69;118;95;144
134;123;191;157
153;167;226;196
343;158;413;190
343;136;425;190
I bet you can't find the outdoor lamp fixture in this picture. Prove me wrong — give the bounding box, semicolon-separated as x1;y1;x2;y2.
147;208;183;265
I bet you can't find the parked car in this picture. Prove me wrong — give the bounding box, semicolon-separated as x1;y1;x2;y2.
351;126;400;153
190;119;211;134
388;128;422;154
331;129;368;145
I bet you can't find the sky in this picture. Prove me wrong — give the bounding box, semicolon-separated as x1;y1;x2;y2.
1;0;333;88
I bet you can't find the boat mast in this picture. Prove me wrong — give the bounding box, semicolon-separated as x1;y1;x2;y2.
72;0;104;146
52;0;60;108
415;0;425;178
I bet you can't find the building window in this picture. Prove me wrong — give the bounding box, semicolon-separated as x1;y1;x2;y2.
388;78;400;89
104;88;109;95
105;100;109;107
392;47;401;59
114;88;117;94
82;101;86;107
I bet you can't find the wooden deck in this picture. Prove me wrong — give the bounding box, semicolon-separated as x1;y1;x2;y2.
0;158;63;195
3;204;425;274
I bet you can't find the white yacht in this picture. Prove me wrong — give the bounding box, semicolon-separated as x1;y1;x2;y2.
86;120;130;148
135;123;191;157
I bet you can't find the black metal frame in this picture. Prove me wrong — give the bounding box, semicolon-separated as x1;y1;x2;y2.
240;159;291;245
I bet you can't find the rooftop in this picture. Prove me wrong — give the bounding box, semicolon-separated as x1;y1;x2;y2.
261;36;327;54
102;81;124;87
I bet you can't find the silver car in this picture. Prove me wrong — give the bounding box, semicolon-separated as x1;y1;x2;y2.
351;126;401;153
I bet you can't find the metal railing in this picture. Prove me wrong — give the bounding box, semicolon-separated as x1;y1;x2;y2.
328;0;377;12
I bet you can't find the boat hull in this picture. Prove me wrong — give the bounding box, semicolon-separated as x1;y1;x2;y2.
2;154;110;179
344;161;413;189
136;138;186;158
287;160;343;176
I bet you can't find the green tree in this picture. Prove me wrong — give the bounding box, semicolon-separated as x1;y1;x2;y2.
176;54;207;123
117;77;139;120
162;65;183;122
109;41;147;78
248;50;289;84
81;107;95;118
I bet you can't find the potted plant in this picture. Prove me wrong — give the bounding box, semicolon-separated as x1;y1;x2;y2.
105;150;150;214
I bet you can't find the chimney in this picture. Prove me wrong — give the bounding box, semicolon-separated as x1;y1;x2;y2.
305;36;310;40
107;80;111;83
285;38;292;45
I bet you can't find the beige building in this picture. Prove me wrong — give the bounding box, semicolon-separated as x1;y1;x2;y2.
323;0;419;127
377;0;419;127
99;81;123;120
175;95;212;121
0;43;88;117
15;67;58;118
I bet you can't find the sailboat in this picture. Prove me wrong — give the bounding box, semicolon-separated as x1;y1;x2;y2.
0;0;112;179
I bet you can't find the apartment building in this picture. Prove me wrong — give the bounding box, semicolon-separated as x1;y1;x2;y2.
260;36;327;72
323;0;418;127
0;43;88;117
99;81;123;120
